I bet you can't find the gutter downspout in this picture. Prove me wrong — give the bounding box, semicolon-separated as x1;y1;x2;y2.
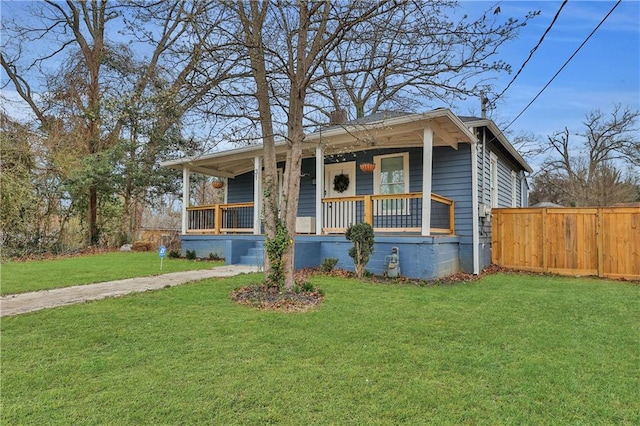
471;138;480;275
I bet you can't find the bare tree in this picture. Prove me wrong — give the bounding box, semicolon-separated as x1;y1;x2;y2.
227;1;408;288
218;1;538;289
534;105;639;206
310;1;539;120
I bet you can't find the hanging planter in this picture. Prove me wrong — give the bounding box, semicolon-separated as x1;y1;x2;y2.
359;162;375;174
333;173;350;193
212;179;224;189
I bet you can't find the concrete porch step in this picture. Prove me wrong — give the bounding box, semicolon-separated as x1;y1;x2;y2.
238;243;264;266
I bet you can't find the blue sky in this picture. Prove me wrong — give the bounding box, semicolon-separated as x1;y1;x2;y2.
2;1;639;149
458;0;640;140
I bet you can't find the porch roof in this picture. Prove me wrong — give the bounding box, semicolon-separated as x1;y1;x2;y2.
161;108;476;178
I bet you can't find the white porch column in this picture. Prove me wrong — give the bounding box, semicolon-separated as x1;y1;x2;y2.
223;177;228;204
253;156;262;235
315;145;324;235
181;166;190;234
471;140;480;274
421;126;433;236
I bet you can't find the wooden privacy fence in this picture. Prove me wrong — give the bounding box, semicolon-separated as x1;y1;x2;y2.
492;207;640;280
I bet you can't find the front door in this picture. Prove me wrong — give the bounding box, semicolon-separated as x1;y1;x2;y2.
324;162;356;229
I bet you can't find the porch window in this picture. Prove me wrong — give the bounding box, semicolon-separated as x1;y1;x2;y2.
374;152;409;214
490;152;498;209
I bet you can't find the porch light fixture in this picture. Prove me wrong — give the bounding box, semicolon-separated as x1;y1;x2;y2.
359;162;375;173
212;179;224;189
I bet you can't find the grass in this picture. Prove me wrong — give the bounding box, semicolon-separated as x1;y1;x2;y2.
0;252;222;295
1;272;638;424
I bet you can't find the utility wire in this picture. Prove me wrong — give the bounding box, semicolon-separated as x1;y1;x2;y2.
492;0;568;107
505;0;622;131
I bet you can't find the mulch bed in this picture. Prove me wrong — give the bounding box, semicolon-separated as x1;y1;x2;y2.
231;285;324;313
229;265;508;312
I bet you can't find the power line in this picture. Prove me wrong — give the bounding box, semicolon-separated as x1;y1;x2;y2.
492;0;568;107
505;0;622;131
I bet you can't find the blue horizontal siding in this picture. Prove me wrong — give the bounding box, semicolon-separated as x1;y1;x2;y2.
227;172;254;204
225;145;476;237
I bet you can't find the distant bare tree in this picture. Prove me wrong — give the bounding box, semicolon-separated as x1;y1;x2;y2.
534;105;639;206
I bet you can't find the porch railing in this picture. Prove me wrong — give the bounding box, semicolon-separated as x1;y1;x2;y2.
186;202;254;234
322;192;454;235
186;193;454;235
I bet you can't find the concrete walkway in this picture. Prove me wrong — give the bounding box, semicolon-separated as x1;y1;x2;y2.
0;265;260;317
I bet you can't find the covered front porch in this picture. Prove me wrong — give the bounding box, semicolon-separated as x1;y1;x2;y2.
185;192;455;236
161;109;481;279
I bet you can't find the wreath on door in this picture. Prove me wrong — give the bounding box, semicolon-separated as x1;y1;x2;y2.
333;173;350;193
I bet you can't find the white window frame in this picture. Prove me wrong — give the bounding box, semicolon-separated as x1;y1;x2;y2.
511;170;517;207
373;152;410;215
490;152;498;209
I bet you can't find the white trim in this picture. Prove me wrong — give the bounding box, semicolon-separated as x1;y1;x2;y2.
471;141;480;275
373;152;410;215
490;152;498;209
373;152;410;195
511;170;517;207
315;146;324;235
253;157;262;235
223;177;228;204
482;128;488;205
324;162;356;197
422;127;433;236
182;167;190;235
521;173;528;207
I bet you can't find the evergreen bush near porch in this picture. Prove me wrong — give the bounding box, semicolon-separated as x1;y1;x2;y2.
345;222;375;279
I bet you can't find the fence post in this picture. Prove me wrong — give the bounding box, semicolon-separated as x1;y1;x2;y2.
542;209;548;272
364;195;373;226
492;209;500;265
597;208;604;277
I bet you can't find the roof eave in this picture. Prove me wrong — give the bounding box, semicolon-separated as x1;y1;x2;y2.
463;118;533;173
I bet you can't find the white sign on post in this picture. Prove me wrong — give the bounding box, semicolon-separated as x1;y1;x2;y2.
159;245;166;270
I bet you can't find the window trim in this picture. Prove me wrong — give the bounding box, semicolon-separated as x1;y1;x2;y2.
490;152;498;209
511;170;517;207
373;152;410;215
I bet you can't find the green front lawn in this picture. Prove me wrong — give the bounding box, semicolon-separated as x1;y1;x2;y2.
2;273;638;424
0;252;222;295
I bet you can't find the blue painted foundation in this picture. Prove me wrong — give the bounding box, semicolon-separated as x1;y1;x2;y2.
180;233;474;280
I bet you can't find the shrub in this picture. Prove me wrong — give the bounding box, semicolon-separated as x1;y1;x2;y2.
208;252;223;261
168;250;180;259
321;257;339;272
345;222;374;279
185;249;197;260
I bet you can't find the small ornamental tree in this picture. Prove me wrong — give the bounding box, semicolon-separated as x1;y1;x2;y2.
345;222;375;279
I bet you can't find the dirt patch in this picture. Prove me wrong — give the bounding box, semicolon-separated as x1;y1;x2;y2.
230;285;324;313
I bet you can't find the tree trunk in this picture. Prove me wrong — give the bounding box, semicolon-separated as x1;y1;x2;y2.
89;185;99;245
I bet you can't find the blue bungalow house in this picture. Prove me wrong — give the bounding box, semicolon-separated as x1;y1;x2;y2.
161;109;532;279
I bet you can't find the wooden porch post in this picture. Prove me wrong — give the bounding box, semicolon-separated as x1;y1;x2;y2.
315;145;324;235
253;156;262;235
181;166;190;234
421;126;433;236
364;195;373;225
